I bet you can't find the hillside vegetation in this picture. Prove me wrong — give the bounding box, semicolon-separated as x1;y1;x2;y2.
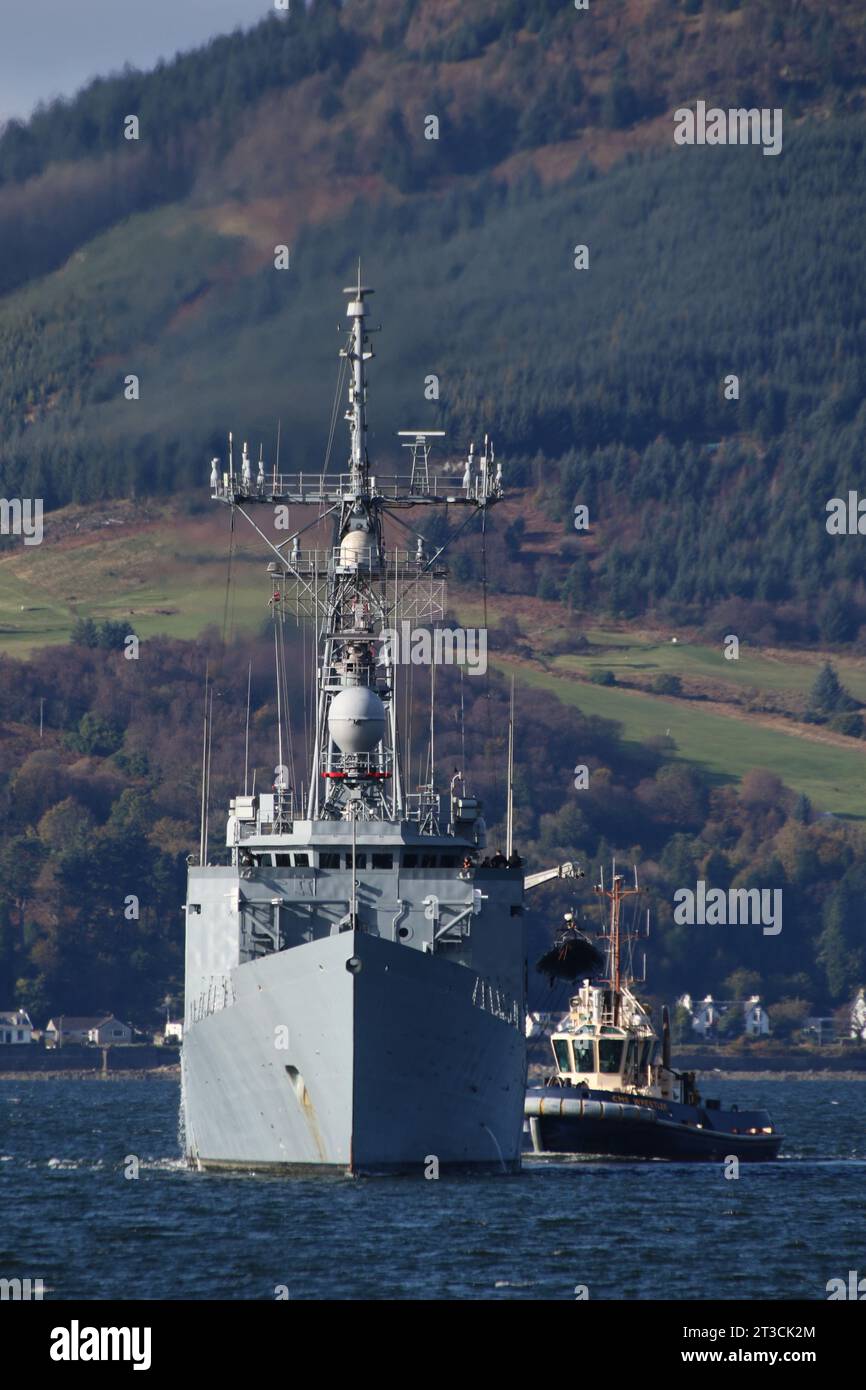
1;0;866;630
1;629;864;1024
1;1;866;1027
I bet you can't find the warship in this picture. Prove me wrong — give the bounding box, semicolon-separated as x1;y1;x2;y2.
181;271;576;1173
526;869;783;1161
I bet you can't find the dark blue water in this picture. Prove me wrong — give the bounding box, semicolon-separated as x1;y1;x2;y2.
1;1078;863;1300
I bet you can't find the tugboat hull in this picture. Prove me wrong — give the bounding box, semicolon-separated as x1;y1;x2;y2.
525;1089;783;1162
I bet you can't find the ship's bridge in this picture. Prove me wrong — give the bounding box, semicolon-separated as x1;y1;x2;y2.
225;788;491;850
227;817;521;872
551;1026;660;1092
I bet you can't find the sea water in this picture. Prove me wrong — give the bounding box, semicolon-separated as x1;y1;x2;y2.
1;1077;862;1300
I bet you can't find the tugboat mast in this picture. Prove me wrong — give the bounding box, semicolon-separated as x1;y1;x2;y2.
594;870;642;1024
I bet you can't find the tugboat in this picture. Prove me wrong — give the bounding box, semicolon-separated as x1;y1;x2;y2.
525;869;783;1161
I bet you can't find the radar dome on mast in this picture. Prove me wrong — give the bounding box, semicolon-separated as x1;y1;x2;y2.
328;686;386;754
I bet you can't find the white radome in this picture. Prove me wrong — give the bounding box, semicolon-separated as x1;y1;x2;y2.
328;686;386;753
339;530;374;567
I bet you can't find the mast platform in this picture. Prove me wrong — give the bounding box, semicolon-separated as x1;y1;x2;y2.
211;470;500;508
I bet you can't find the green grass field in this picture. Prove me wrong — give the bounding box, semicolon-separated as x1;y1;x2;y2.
446;597;866;815
4;523;866;817
493;658;866;819
0;514;270;653
560;628;866;703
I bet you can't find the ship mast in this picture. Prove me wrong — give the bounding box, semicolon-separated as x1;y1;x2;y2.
345;265;372;489
209;268;503;828
594;869;642;1024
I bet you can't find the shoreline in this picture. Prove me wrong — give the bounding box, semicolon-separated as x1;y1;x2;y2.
695;1069;866;1082
5;1066;866;1082
0;1067;180;1080
528;1061;866;1084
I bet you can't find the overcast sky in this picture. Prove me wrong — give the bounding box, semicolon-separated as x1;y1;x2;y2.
1;0;277;123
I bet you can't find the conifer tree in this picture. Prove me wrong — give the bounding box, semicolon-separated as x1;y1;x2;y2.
808;662;855;716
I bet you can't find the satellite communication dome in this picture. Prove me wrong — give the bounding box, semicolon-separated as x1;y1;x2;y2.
339;529;375;567
328;686;386;753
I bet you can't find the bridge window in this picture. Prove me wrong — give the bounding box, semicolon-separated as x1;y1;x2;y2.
598;1039;625;1074
371;853;393;869
294;853;309;867
344;852;367;869
319;852;340;868
572;1036;594;1073
553;1039;572;1073
274;854;292;867
403;853;418;867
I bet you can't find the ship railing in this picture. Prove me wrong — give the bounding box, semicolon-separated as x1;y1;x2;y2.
319;749;393;778
472;977;521;1030
189;974;235;1025
405;791;441;827
290;547;412;565
270;548;448;580
212;472;500;505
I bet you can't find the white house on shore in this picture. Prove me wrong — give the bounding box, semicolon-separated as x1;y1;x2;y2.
850;988;866;1041
677;994;770;1038
87;1017;133;1045
45;1015;133;1047
0;1009;33;1044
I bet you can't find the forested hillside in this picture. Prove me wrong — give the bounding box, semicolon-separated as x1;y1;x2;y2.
0;631;863;1025
2;1;866;1029
1;0;866;629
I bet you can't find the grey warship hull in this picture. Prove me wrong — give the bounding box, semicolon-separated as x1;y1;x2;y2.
183;928;525;1173
182;273;530;1174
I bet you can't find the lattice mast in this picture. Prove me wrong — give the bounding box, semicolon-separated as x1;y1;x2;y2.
210;267;503;826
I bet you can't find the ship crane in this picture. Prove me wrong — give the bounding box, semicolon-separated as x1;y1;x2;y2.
523;862;585;893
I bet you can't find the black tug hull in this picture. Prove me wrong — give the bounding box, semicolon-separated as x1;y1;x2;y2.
525;1089;783;1162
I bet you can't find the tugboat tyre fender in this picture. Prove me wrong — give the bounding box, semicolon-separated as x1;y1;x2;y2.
524;1095;657;1123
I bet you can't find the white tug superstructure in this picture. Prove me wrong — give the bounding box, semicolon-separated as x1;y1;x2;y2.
549;873;679;1102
